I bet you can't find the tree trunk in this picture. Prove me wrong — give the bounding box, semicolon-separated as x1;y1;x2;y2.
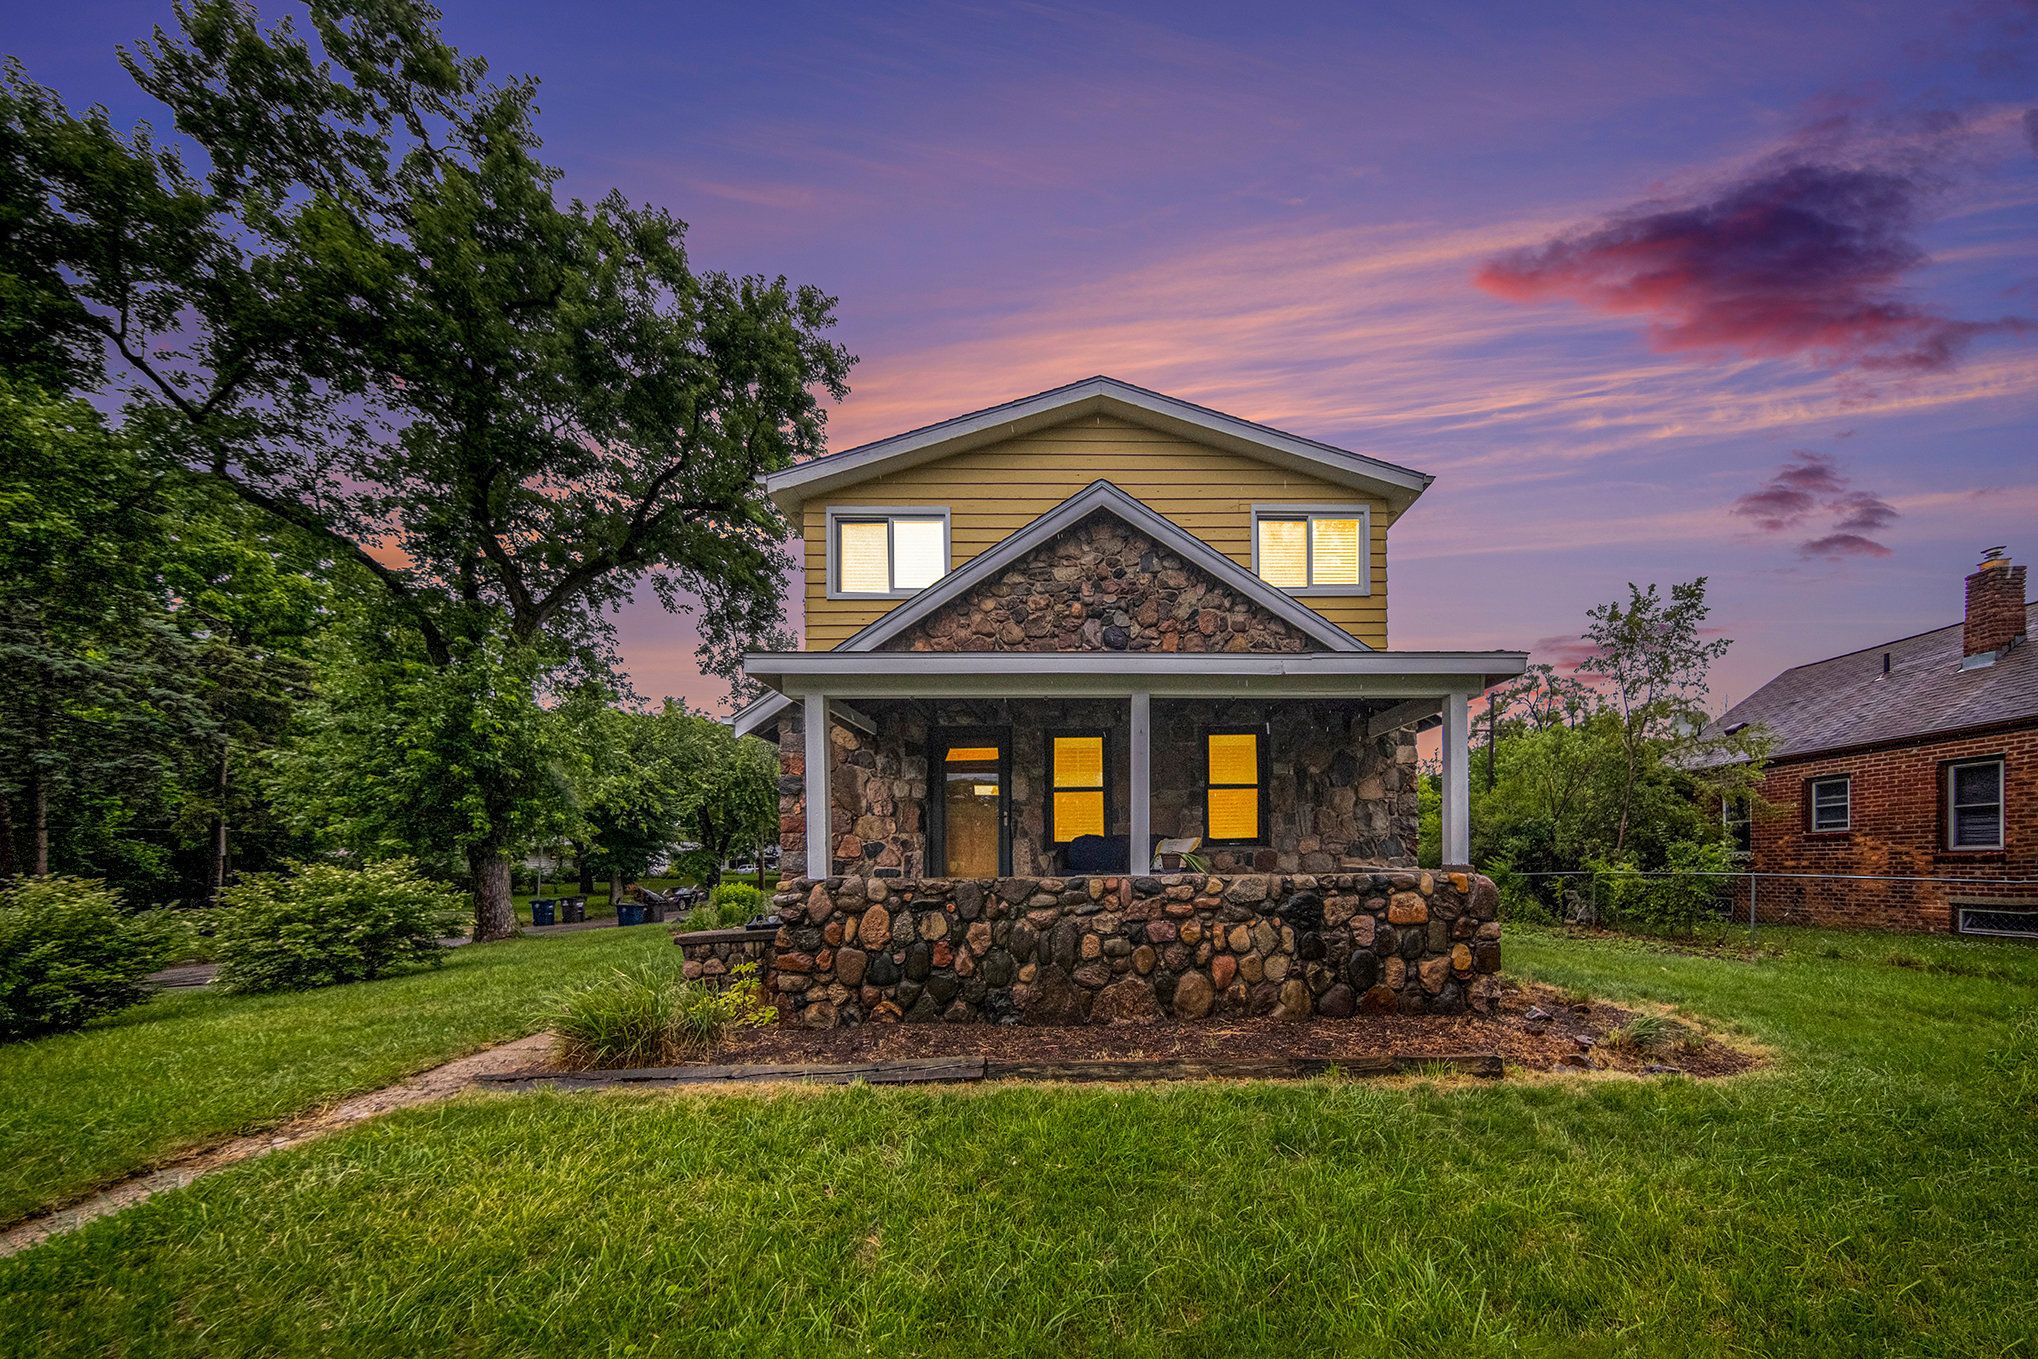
29;768;49;876
469;842;516;941
609;875;626;916
575;841;595;895
0;792;15;880
206;740;231;905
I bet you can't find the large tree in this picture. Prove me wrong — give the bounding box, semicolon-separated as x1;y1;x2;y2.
1;1;851;936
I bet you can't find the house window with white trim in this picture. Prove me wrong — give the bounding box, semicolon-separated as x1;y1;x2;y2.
1251;506;1370;593
828;510;949;597
1946;758;2004;850
1807;775;1850;833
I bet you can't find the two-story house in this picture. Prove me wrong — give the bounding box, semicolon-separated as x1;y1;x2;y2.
728;378;1525;1026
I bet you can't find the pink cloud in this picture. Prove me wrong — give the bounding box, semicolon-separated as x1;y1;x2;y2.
1731;450;1901;555
1475;160;2031;373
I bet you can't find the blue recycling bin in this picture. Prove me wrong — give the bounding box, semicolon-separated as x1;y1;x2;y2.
616;902;648;927
529;898;556;927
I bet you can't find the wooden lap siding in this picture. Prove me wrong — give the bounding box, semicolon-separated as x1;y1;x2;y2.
1747;722;2037;931
801;414;1393;650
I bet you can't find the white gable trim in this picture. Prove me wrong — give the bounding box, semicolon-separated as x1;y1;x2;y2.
765;376;1433;516
828;480;1366;655
730;690;792;740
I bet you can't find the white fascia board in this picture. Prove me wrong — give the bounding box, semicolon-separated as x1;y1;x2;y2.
729;691;792;739
764;377;1434;517
741;650;1527;701
828;479;1366;655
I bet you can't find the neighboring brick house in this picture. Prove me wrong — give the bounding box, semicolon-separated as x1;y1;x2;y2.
722;377;1527;1025
1704;550;2036;936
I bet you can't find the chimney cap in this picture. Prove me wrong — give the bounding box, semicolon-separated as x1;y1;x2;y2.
1980;545;2009;568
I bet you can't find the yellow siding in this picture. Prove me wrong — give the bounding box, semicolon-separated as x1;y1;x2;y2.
801;414;1394;649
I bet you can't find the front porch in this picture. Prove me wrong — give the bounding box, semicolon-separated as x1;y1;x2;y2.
742;651;1509;880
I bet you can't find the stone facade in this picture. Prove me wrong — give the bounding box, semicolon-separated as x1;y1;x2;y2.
880;509;1323;655
766;870;1501;1028
776;698;1418;880
674;927;775;987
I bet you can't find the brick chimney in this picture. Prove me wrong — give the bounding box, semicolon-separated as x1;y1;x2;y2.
1963;547;2028;665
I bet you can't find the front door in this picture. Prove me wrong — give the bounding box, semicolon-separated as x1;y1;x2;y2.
935;731;1008;877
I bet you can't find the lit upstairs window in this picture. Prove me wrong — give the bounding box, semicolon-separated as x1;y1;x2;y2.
1252;506;1369;593
829;511;949;597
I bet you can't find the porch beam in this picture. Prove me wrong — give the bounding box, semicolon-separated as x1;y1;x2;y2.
831;700;878;737
803;696;831;879
1439;691;1471;867
1365;696;1441;740
1129;692;1152;875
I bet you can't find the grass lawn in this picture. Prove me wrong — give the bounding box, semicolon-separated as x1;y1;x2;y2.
0;923;676;1224
4;924;2036;1355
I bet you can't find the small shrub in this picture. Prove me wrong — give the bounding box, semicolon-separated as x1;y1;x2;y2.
1590;840;1736;939
213;859;465;994
707;882;766;926
1603;1013;1681;1053
0;877;179;1042
552;962;774;1069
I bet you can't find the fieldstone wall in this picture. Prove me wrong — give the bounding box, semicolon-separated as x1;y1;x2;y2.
674;927;775;988
774;697;1417;880
768;870;1500;1028
881;509;1323;654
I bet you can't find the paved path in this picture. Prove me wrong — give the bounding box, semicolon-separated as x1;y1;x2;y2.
0;1033;556;1259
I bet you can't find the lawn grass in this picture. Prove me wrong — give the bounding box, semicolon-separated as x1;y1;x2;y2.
0;923;676;1223
3;923;2035;1355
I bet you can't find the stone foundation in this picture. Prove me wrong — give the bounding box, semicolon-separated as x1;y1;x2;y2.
766;870;1500;1028
674;927;775;987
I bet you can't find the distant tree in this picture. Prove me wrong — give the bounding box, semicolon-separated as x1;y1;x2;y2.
0;2;851;936
1579;578;1736;855
673;722;778;889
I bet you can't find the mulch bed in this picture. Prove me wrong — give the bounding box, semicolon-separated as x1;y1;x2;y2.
703;978;1755;1079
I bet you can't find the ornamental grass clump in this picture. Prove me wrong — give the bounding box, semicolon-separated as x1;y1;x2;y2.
553;963;774;1069
213;859;465;994
0;877;179;1042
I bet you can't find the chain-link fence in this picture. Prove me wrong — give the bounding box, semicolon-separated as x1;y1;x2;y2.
1498;868;2038;941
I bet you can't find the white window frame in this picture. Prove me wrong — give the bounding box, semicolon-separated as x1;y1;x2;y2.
1249;504;1372;596
824;506;951;600
1807;774;1851;833
1944;757;2005;851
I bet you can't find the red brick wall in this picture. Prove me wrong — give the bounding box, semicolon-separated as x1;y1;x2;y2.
1745;722;2038;931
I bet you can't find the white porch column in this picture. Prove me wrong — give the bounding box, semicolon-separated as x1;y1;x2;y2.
1440;690;1471;867
803;695;831;879
1129;691;1152;874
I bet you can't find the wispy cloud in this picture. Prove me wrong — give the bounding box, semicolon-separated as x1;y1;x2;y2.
1731;450;1903;555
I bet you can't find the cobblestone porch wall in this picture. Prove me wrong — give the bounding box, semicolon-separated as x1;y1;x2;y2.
767;869;1500;1028
674;927;775;988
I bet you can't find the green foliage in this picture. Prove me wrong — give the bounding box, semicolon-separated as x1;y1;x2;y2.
1599;1012;1681;1053
212;859;464;994
552;961;773;1069
0;876;177;1041
4;3;852;938
707;882;766;921
1586;839;1738;938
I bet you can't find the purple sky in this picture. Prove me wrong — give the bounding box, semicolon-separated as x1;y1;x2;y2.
18;1;2038;713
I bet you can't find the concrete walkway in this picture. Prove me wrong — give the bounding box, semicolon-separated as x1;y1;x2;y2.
0;1033;555;1259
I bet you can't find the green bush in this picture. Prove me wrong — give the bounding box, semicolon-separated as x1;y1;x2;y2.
552;962;774;1069
1588;839;1736;938
707;882;766;924
213;859;465;994
0;877;178;1042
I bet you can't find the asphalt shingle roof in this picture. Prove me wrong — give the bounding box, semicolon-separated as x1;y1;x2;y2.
1703;601;2038;761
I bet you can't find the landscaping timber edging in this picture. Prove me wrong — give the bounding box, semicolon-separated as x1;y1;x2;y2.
474;1052;1504;1088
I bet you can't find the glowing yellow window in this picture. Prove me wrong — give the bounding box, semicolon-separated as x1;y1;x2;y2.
1255;517;1307;588
1255;509;1366;590
1050;734;1106;841
1205;731;1261;842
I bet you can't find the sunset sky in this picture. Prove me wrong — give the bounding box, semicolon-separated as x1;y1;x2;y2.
19;1;2038;712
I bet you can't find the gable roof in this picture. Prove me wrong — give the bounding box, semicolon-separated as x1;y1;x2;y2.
838;479;1366;655
764;376;1434;517
1703;601;2038;761
731;478;1368;738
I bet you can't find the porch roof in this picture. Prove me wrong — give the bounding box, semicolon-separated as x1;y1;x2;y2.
731;650;1526;736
